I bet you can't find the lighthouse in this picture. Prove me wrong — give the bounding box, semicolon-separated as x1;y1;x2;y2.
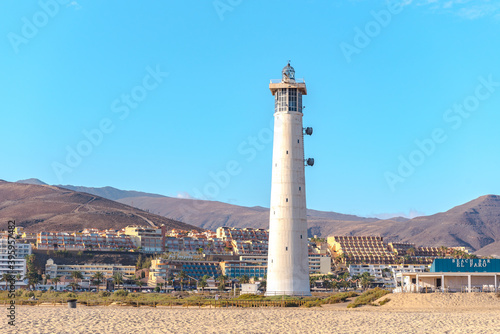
266;63;313;296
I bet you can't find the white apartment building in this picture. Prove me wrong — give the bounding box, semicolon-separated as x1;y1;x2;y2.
45;259;135;281
309;254;332;275
349;264;429;287
0;238;32;289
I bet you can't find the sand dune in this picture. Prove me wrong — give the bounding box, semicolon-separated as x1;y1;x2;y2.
2;293;500;334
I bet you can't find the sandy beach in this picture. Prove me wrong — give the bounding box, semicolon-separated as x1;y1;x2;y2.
2;293;500;334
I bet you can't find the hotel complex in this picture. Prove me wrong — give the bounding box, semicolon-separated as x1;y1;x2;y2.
3;222;498;293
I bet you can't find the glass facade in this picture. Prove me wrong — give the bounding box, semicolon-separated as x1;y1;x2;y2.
275;88;302;113
181;262;221;279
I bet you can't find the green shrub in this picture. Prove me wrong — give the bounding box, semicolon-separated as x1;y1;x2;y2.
284;300;302;307
347;288;390;308
25;291;35;297
99;291;111;298
66;293;77;298
323;291;357;304
114;290;129;297
378;298;390;306
302;300;323;308
237;294;263;300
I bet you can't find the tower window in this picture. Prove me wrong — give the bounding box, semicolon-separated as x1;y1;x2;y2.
286;198;288;202
286;150;288;154
299;187;301;191
300;235;303;239
286;247;288;251
275;163;277;167
297;139;300;143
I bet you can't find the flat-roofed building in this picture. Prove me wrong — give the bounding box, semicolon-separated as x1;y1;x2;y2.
308;254;331;275
350;264;428;287
45;258;135;281
148;258;181;284
396;258;500;293
221;256;268;278
37;230;135;251
328;236;396;265
216;227;268;242
0;238;31;289
123;226;164;253
221;254;331;278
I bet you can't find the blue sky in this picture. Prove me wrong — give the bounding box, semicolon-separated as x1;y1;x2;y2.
1;0;500;218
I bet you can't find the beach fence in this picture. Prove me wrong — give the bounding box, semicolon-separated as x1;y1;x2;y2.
4;299;309;308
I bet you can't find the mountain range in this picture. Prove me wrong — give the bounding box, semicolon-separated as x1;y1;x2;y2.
9;179;500;256
0;180;201;233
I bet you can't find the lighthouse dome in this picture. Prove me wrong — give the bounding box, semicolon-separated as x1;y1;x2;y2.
282;62;295;82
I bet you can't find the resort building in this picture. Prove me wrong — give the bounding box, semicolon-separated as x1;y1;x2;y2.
123;226;164;253
388;242;441;264
230;239;268;255
221;256;268;278
0;238;31;289
221;254;331;278
308;254;332;275
349;264;428;287
216;227;268;242
328;236;397;264
37;230;135;251
45;259;135;281
396;258;500;293
0;238;32;257
147;257;222;281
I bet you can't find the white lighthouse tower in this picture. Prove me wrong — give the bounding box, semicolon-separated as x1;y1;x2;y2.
266;62;313;296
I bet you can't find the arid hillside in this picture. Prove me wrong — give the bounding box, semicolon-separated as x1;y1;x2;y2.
0;181;202;233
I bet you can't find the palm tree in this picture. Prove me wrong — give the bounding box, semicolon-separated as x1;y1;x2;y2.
44;273;51;285
27;272;39;290
52;276;61;291
199;278;208;292
309;276;317;289
178;271;187;291
113;272;123;290
68;282;80;292
217;280;226;291
158;282;165;293
238;274;250;284
1;273;12;290
136;254;143;269
360;272;374;290
92;272;105;292
136;279;145;290
71;271;83;289
216;275;228;292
